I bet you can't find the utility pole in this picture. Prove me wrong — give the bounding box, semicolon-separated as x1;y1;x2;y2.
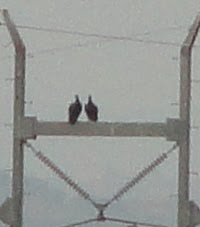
2;9;26;227
178;13;200;227
1;9;200;227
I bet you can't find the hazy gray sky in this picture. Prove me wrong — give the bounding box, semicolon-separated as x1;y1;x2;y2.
0;1;200;226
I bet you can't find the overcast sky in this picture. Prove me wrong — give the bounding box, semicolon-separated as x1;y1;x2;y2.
0;1;200;227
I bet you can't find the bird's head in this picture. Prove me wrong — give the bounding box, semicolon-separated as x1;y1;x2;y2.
88;95;92;102
75;95;80;102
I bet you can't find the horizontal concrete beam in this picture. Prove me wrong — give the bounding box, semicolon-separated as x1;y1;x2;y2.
20;117;185;141
35;121;167;137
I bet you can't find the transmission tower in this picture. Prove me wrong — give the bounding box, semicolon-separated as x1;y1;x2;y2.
0;9;200;227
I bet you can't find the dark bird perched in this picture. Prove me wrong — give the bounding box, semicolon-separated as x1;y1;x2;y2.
68;95;82;124
85;95;98;121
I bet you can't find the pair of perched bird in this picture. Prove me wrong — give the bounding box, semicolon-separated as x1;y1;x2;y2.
68;95;98;124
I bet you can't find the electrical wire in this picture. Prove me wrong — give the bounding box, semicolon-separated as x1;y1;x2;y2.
1;22;200;61
106;217;168;227
61;218;97;227
0;22;192;47
61;216;168;227
0;39;114;61
26;38;114;57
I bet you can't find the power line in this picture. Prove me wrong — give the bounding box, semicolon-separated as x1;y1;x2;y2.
62;216;168;227
0;22;191;47
26;38;114;57
0;39;113;61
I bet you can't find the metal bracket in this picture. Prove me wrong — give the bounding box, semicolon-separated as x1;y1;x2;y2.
95;203;106;222
166;118;186;142
20;117;37;140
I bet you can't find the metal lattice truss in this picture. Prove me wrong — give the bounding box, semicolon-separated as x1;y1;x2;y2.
25;142;178;227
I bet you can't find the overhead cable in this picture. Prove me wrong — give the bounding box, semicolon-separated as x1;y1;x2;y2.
0;22;187;47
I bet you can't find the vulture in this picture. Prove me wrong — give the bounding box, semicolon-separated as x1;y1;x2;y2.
85;95;98;121
68;95;82;124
